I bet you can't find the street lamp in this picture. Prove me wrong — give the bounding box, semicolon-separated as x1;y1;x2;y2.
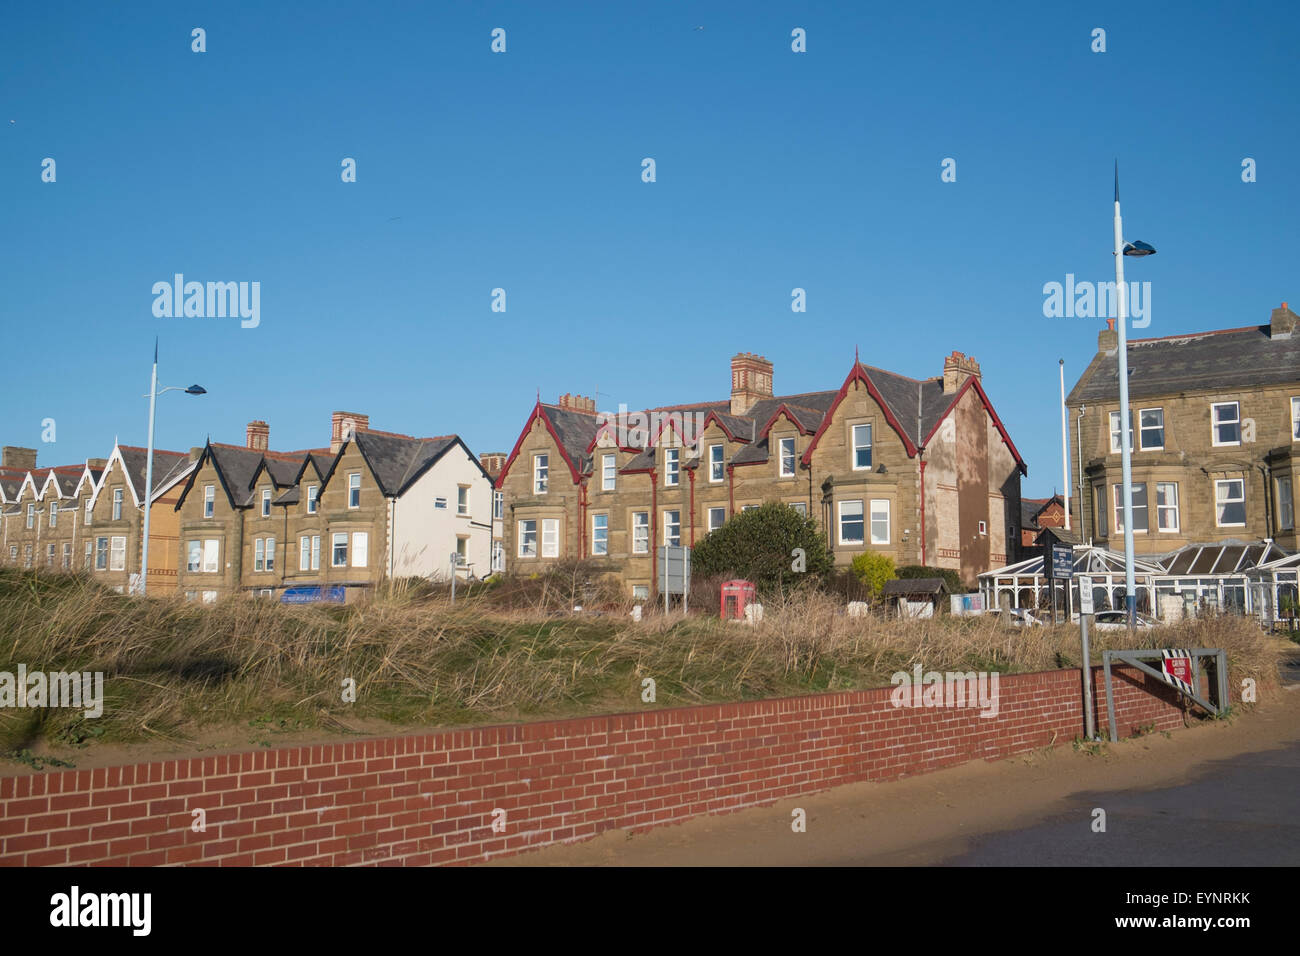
1112;163;1157;631
139;339;205;595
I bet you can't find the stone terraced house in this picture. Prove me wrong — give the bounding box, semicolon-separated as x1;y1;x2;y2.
1068;303;1300;555
496;351;1027;597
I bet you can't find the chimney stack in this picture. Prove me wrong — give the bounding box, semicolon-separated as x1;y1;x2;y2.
188;447;204;463
730;352;774;416
87;457;108;470
331;411;370;452
246;420;270;451
941;351;982;394
1098;318;1118;355
479;452;507;478
1270;301;1297;340
2;447;37;470
557;393;597;415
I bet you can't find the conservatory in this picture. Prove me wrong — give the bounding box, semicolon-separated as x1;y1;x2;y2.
1245;551;1300;629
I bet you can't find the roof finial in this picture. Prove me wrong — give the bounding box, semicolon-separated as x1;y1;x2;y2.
855;344;860;364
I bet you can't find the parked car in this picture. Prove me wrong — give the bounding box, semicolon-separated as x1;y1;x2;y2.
1008;608;1045;627
1092;610;1156;631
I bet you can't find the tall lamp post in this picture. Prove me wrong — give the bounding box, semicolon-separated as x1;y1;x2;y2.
1112;163;1156;630
139;339;206;595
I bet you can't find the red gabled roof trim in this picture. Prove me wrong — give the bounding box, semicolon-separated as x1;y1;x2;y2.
496;403;584;490
800;363;919;466
698;411;752;444
757;404;817;439
919;376;1027;475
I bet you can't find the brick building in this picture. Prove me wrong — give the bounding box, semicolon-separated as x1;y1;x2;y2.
1067;303;1299;554
496;351;1026;596
1020;494;1065;555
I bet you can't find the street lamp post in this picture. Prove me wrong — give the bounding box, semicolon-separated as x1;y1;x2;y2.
139;339;205;596
1111;163;1156;631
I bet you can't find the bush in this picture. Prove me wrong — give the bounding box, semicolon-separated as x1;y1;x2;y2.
896;565;965;594
850;552;896;601
690;501;833;598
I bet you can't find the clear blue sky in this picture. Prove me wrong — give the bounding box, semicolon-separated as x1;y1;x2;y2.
3;1;1296;497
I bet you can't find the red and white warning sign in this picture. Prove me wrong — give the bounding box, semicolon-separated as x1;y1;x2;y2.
1160;650;1195;694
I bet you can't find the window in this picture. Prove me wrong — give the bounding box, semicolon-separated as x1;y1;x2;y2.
709;444;724;482
491;540;505;572
110;488;122;521
534;455;549;494
663;510;681;547
541;519;559;558
455;536;468;564
1293;397;1300;442
348;473;361;508
779;437;796;477
632;585;649;601
1212;402;1240;446
1113;482;1149;533
457;486;469;516
871;500;891;544
95;537;108;570
62;543;71;569
204;484;215;518
791;501;807;517
307;484;319;514
46;543;55;566
352;532;367;568
311;535;321;570
49;502;57;528
602;454;616;491
202;591;218;605
493;490;504;520
518;520;537;557
266;537;276;571
839;500;865;545
852;425;873;470
977;520;987;536
187;540;201;572
261;489;272;517
664;448;679;486
254;538;265;572
26;504;34;529
708;507;726;533
1108;411;1134;454
332;532;349;566
1139;408;1164;450
1156;482;1180;532
23;545;32;568
84;499;92;525
592;514;608;555
83;541;91;569
632;512;649;554
435;497;447;510
1215;479;1246;526
1094;485;1108;537
9;546;16;564
1277;476;1294;531
202;539;219;573
300;536;310;570
741;505;758;512
110;536;126;571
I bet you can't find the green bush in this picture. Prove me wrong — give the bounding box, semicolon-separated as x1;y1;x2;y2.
690;501;832;597
850;552;896;601
896;564;965;594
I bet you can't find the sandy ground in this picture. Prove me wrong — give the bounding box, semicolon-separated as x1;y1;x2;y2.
488;676;1300;866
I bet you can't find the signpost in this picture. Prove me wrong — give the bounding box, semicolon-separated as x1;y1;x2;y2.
657;545;691;615
1077;575;1096;739
1044;542;1073;623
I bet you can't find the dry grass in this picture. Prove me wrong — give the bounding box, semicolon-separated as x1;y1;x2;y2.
0;568;1281;755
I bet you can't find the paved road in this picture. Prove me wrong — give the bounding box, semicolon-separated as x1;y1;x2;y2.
942;738;1300;866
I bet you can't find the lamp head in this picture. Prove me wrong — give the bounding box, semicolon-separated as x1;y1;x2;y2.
185;385;207;395
1122;240;1156;257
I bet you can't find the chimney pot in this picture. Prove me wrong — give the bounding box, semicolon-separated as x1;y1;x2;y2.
246;420;270;451
730;352;774;416
1270;302;1297;340
941;351;981;393
331;411;370;452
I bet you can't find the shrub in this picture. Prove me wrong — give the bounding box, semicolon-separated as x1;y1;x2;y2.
896;565;965;594
690;501;833;597
850;552;896;601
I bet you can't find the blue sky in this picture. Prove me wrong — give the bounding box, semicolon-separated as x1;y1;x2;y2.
3;1;1296;497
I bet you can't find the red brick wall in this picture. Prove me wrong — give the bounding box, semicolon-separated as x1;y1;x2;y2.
0;665;1190;867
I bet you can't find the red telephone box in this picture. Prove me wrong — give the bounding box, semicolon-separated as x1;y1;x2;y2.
721;579;756;620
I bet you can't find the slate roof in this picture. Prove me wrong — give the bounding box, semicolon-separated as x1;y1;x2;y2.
205;444;271;507
882;577;949;596
350;431;461;497
1068;325;1300;405
117;446;191;501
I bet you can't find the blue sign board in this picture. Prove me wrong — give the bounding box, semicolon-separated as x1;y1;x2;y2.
281;585;346;604
1045;543;1073;579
